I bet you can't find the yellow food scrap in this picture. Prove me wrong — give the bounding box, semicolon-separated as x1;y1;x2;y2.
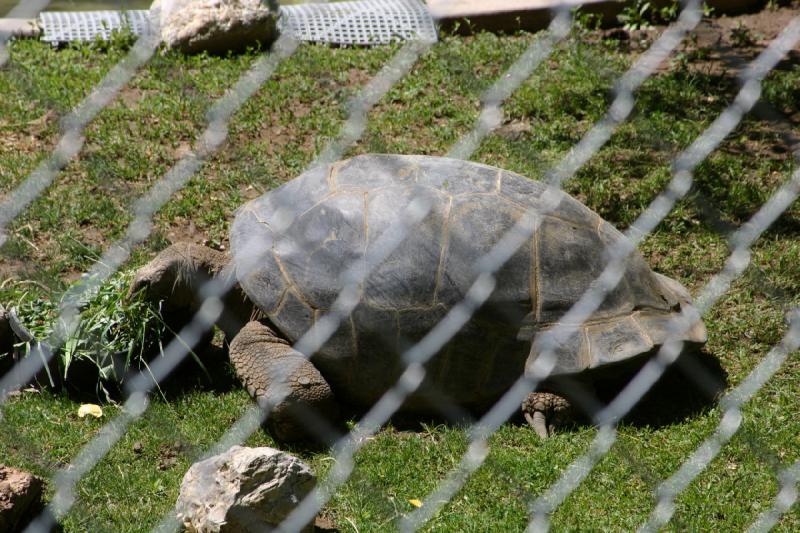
409;499;423;508
78;404;103;418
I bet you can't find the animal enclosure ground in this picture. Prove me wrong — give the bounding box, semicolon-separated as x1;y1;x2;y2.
1;4;800;531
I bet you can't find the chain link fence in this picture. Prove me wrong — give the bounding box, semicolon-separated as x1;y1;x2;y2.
1;0;799;531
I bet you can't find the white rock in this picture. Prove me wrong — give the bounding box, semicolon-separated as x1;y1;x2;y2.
150;0;279;54
176;446;315;533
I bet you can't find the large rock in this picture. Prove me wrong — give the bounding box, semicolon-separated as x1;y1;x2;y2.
175;445;316;533
150;0;279;54
0;465;44;531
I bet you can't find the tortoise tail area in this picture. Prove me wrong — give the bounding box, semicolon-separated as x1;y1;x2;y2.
651;272;707;345
527;273;707;377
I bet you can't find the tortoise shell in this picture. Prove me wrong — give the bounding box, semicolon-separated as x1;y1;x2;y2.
230;155;706;410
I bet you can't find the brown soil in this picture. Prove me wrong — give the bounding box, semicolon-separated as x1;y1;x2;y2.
683;4;800;75
690;5;800;164
601;4;800;164
157;440;197;471
2;5;799;292
0;465;44;531
163;216;210;247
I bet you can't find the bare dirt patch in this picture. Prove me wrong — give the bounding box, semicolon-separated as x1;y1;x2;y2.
157;440;197;471
599;4;800;76
347;67;371;86
684;4;800;75
0;258;31;285
603;5;800;163
164;216;211;247
0;109;56;155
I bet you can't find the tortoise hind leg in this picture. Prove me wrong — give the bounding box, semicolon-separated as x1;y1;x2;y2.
522;392;573;438
229;320;340;443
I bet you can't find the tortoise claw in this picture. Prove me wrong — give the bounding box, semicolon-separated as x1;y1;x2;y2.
525;410;550;439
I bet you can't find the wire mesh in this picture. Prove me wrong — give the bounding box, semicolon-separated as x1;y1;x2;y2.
20;26;435;533
407;14;800;532
748;459;800;533
39;10;152;44
1;0;799;531
279;0;437;45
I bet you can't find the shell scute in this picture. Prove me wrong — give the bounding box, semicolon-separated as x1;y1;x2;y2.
229;154;706;407
230;209;286;314
363;186;448;309
244;164;330;230
417;157;498;195
276;191;365;310
537;217;622;323
586;316;654;368
271;290;314;353
435;194;532;308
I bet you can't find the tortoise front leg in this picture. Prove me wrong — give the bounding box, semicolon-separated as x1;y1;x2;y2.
229;320;340;443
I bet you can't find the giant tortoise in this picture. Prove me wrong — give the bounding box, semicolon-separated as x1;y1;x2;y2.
131;154;707;441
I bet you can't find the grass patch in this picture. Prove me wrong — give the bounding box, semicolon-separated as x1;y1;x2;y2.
0;20;799;533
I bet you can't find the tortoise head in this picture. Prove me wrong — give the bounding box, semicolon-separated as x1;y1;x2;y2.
129;243;229;312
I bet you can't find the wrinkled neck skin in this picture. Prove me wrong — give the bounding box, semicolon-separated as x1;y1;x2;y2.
216;261;286;346
209;260;255;342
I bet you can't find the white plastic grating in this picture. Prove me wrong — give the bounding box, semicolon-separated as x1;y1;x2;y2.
39;10;152;44
279;0;437;45
37;0;437;46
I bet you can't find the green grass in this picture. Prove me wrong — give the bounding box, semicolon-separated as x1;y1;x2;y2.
1;24;799;532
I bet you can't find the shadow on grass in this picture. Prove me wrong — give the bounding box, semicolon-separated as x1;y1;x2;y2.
58;335;238;404
605;347;728;428
536;346;728;432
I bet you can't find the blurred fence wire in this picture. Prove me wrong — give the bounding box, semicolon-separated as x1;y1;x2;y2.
748;459;800;533
0;12;165;404
0;0;799;532
22;25;435;533
0;0;50;66
0;10;157;248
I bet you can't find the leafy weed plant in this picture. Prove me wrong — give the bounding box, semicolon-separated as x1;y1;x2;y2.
5;272;167;399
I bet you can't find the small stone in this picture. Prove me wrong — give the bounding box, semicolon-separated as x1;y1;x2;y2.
496;120;531;141
132;442;144;454
176;445;316;533
0;465;44;532
150;0;280;54
314;514;338;532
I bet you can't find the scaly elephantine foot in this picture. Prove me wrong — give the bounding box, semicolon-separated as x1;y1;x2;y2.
522;392;573;439
229;320;340;443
